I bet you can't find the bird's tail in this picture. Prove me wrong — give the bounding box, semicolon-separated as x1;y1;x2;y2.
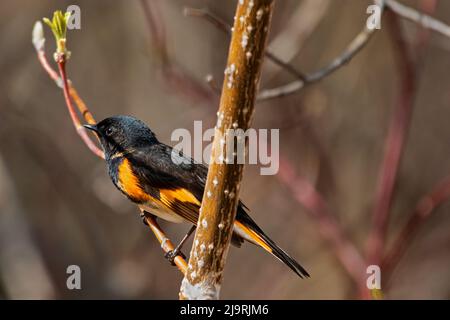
234;210;310;278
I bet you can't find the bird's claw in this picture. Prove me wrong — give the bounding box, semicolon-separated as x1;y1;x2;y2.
140;212;149;226
164;249;186;266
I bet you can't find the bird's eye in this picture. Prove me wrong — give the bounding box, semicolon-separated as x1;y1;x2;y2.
105;127;114;136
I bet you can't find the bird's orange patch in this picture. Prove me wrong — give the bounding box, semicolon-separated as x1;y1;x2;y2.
159;188;201;207
118;158;150;202
234;221;272;253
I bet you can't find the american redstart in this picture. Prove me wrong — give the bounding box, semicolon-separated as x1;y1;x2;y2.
84;115;309;278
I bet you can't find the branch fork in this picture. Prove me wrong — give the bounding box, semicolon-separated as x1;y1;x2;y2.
34;11;187;276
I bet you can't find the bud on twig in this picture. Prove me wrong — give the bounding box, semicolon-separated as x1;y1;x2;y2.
43;10;72;61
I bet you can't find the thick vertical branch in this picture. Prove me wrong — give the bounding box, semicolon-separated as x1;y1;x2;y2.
179;0;274;300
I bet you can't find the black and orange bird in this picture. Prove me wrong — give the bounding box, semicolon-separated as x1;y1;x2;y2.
84;115;309;278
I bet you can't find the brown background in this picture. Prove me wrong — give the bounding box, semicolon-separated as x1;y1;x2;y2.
0;0;449;299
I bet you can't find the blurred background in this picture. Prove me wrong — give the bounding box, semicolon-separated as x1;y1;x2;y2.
0;0;449;299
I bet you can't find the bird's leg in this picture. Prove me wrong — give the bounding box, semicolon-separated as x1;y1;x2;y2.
165;225;196;265
139;208;195;266
140;209;151;226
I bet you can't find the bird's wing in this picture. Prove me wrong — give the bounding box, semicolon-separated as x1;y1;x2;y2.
130;143;248;225
127;144;309;277
129;144;206;224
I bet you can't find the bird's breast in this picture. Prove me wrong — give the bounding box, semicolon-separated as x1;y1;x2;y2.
113;157;151;203
108;157;189;224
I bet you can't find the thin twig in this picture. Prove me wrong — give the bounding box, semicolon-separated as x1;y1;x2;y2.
263;0;330;78
183;7;229;34
184;4;382;101
33;23;102;154
412;0;438;66
183;7;307;82
186;1;450;101
39;51;97;126
258;0;386;100
385;0;450;38
260;0;450;100
57;60;105;159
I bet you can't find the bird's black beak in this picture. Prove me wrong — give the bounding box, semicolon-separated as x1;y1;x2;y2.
83;124;99;133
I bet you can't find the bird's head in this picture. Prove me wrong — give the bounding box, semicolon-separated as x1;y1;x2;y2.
84;115;158;159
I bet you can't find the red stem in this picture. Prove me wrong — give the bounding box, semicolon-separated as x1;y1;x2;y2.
366;11;416;267
382;175;450;280
38;51;59;82
278;157;367;289
380;0;439;285
57;60;105;159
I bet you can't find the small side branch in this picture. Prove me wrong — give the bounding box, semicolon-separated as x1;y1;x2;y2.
259;0;450;100
33;18;187;276
57;60;105;159
33;21;103;158
258;0;385;100
184;3;383;101
385;0;450;38
183;7;307;82
186;1;450;102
